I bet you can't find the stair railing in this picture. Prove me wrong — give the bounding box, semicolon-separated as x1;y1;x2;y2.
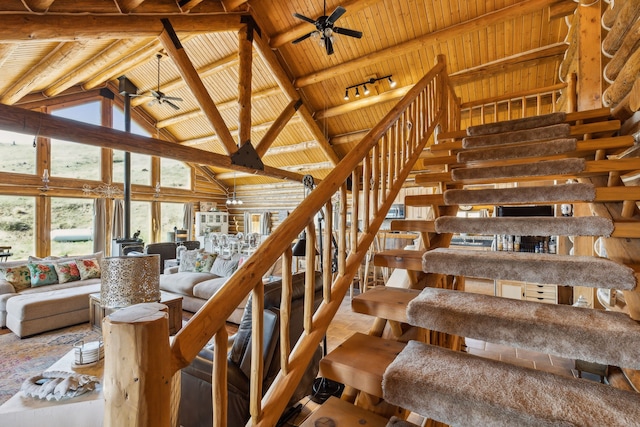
101;55;460;427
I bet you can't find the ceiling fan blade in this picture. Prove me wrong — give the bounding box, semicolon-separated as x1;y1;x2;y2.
293;12;316;25
325;36;334;55
292;32;314;44
164;96;183;102
165;100;181;110
327;6;346;25
333;27;363;39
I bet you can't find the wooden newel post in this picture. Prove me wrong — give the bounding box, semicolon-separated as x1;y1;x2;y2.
102;303;174;427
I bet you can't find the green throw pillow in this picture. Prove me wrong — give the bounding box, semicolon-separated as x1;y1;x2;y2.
27;263;59;287
0;265;32;291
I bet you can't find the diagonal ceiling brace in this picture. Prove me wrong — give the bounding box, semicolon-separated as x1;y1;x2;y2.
159;18;239;156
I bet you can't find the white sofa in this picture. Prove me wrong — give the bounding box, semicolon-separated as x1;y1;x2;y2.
160;250;281;325
0;252;103;338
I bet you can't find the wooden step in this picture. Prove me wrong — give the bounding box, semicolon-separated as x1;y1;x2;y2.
414;172;452;186
390;219;436;233
407;287;640;369
404;193;444;207
421;248;637;290
462;123;571;149
466;112;566;136
299;396;389;427
458;137;577;163
373;249;424;271
434;216;614;237
319;332;406;398
352;286;420;323
383;341;640;427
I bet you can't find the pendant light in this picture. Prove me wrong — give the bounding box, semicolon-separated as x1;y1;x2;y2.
226;173;243;205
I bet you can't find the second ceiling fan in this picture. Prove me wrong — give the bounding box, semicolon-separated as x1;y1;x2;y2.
292;0;362;55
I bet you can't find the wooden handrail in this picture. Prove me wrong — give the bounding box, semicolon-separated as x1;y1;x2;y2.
102;55;460;427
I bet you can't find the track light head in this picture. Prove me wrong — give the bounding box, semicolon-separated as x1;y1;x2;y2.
355;87;360;97
388;76;396;87
363;84;370;95
344;89;349;100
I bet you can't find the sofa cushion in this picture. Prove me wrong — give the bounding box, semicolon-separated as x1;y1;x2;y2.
160;272;216;297
195;252;216;273
27;262;58;287
29;251;104;265
192;276;230;300
210;255;239;277
54;261;81;284
16;278;101;295
0;265;31;291
77;258;101;280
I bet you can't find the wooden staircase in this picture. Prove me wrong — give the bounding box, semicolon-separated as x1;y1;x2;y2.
311;109;640;426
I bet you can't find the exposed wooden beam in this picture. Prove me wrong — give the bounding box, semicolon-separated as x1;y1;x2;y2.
255;99;301;157
253;29;341;166
221;0;250;12
45;38;150;98
115;0;146;13
548;1;577;20
449;42;568;85
294;0;563;88
238;23;253;147
22;0;55;13
159;18;238;155
193;164;228;192
0;14;246;41
1;41;90;105
0;102;307;182
17;86;106;110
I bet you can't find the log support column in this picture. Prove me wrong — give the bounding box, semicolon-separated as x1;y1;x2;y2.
103;303;174;427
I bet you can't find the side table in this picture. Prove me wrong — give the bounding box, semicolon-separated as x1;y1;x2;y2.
89;291;183;335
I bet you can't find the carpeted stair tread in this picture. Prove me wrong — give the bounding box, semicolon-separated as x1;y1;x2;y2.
443;183;595;205
451;158;585;181
422;248;637;290
406;287;640;369
458;138;577;163
319;332;406;398
374;249;424;271
299;396;389;427
434;216;614;237
382;340;640;427
466;112;567;136
462;123;570;149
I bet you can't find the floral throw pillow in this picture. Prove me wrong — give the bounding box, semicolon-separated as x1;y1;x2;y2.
77;258;101;280
194;252;216;273
27;263;59;287
0;265;32;291
178;249;201;273
54;261;81;284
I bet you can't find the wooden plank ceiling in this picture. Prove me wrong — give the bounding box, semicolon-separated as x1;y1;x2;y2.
0;0;572;188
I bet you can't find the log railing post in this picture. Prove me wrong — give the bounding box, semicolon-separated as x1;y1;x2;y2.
103;303;173;427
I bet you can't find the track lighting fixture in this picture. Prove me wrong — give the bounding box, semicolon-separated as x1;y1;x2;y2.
343;74;396;101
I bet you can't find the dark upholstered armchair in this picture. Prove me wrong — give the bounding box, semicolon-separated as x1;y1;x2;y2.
179;271;323;427
144;240;200;273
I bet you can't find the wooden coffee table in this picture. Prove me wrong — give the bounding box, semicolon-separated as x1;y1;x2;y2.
89;291;183;335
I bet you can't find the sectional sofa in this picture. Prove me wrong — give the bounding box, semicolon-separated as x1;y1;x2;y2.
0;252;103;338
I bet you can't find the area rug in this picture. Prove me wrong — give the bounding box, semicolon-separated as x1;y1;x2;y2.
0;324;101;406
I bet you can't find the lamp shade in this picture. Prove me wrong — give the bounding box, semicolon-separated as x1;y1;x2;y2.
100;254;160;309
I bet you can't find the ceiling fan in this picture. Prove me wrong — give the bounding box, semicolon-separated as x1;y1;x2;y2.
143;54;183;110
291;0;362;55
